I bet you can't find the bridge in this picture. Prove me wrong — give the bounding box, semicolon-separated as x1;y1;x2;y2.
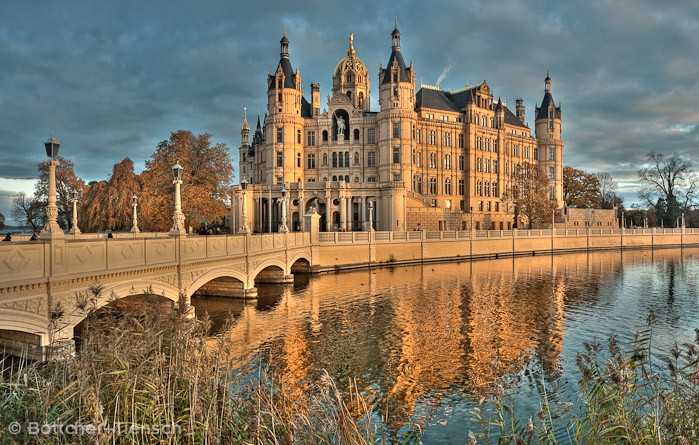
1;210;697;360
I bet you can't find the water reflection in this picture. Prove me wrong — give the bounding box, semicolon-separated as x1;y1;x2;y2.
192;248;699;441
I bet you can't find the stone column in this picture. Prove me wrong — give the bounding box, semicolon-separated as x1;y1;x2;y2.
267;190;272;233
359;196;365;229
70;195;81;234
375;196;381;231
40;159;64;238
326;193;332;232
170;177;186;236
239;191;249;234
340;195;346;231
298;194;305;232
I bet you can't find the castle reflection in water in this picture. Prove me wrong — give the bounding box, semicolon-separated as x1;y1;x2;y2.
193;248;699;434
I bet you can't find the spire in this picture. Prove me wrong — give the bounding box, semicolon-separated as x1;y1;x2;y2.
545;69;551;92
280;26;289;58
241;106;250;132
256;112;261;130
391;18;401;49
496;97;503;111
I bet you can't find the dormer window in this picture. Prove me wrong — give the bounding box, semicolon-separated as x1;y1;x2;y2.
278;79;282;89
393;73;397;83
346;74;352;82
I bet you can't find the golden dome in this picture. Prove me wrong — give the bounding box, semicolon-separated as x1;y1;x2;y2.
334;33;367;78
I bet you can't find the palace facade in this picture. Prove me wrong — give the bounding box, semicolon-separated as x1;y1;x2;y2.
234;23;563;232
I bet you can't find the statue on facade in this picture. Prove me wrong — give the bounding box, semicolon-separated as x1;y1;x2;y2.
336;115;346;138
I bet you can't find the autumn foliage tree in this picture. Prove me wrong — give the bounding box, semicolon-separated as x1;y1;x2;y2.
503;162;557;228
11;193;44;231
563;166;601;208
139;131;234;232
80;158;143;232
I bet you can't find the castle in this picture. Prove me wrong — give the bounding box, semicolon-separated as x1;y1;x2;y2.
235;23;563;232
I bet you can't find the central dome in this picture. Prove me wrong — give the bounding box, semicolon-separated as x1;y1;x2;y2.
334;33;367;77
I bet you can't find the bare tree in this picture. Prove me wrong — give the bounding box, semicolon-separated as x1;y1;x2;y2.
638;152;698;226
596;172;619;209
12;193;44;231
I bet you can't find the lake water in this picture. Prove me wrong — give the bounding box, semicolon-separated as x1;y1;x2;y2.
192;248;699;443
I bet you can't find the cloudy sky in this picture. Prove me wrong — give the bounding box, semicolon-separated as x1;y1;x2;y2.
1;0;698;224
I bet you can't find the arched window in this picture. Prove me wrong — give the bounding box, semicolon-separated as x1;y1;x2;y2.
332;152;338;168
346;91;352;100
322;130;328;142
354;129;359;140
345;152;350;167
345;175;350;182
333;175;337;181
346;74;352;82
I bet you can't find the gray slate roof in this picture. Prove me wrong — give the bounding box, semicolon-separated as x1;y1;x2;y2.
382;50;411;84
268;56;296;90
536;92;561;119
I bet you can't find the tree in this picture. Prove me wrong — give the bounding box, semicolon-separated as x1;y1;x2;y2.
0;213;4;231
140;131;234;232
563;166;600;208
503;162;558;228
638;152;698;227
80;158;142;232
596;172;619;210
34;157;87;230
11;193;44;231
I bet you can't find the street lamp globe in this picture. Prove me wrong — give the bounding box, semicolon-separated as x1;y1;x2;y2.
281;187;287;198
44;133;61;159
241;178;248;191
132;194;138;205
172;162;183;181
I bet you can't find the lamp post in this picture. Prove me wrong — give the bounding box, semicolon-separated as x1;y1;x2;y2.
40;134;64;238
169;162;186;236
279;187;289;233
239;179;249;234
69;190;81;234
130;194;140;233
367;200;374;231
470;206;474;232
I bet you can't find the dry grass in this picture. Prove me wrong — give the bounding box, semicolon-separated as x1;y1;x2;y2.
0;288;422;444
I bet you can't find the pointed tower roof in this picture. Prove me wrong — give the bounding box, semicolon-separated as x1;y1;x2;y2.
383;19;410;84
241;107;250;132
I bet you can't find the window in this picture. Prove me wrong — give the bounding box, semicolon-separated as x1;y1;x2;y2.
332;152;338;168
477;137;481;150
277;176;283;184
416;129;421;143
276;151;283;167
393;146;400;164
278;79;282;89
393;122;400;138
429;178;437;194
444;178;452;195
307;154;316;169
322;130;328;142
486;201;491;211
367;129;376;144
524;147;529;159
485;182;490;196
346;74;352;82
242;153;246;162
429;153;437;168
549;186;555;200
393;173;400;181
416;176;422;193
393;87;398;97
477;158;482;172
368;176;376;182
345;175;350;182
332;175;337;181
429;130;436;145
412;125;416;139
444;132;451;146
441;115;448;121
345;152;349;167
367;151;376;167
549;148;555;160
444;155;451;169
277;128;283;143
477;181;482;196
549;166;555;179
308;178;316;182
475;115;479;125
307;131;315;146
338;152;344;168
458;134;464;148
393;72;397;82
495;202;499;211
297;129;301;144
485;159;490;173
416;152;422;167
354;129;359;140
278;93;282;102
478;201;483;211
297;152;301;167
458;155;464;171
493;141;498;153
493;160;498;174
460;200;465;211
458;179;464;195
493;182;498;197
534;147;538;159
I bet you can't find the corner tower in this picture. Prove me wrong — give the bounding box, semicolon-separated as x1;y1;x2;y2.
535;70;564;208
379;20;415;111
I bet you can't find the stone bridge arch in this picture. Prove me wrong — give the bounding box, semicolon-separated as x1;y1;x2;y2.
186;266;252;299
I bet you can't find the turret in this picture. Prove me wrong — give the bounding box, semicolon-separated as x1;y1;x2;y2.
535;70;564;208
267;27;303;116
311;83;320;116
240;107;250;146
379;19;415;111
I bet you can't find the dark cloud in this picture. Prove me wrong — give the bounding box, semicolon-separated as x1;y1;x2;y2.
1;0;698;221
